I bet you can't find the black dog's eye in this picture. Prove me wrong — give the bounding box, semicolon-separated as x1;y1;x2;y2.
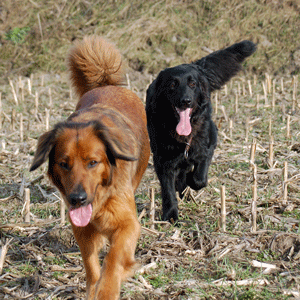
88;160;98;168
170;82;176;89
189;81;196;88
59;162;69;170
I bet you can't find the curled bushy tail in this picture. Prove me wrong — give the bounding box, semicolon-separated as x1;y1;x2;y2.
68;35;125;98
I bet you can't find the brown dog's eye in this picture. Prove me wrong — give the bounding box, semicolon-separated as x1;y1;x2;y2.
88;160;98;168
59;162;69;170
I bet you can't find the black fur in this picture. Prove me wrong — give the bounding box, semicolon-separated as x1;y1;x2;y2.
146;40;256;222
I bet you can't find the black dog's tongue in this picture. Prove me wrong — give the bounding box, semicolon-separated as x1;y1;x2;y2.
176;108;192;136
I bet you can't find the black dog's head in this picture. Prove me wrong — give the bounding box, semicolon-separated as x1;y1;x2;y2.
146;40;256;138
149;64;211;137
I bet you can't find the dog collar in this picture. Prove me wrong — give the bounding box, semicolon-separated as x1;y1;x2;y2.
184;136;193;159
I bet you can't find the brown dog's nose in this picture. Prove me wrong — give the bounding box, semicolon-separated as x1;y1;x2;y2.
69;189;87;206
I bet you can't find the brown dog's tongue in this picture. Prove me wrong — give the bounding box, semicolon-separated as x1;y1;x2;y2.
69;203;92;227
176;108;192;136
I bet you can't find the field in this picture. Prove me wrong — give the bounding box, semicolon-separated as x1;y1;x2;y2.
0;1;300;300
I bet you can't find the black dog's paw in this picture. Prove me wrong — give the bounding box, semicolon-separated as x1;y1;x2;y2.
162;206;178;223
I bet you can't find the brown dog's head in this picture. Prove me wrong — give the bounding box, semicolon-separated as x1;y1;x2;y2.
30;120;136;227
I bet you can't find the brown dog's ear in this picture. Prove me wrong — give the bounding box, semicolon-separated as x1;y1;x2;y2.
30;130;56;171
93;122;137;163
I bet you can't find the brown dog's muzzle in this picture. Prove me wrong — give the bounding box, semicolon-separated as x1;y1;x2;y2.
68;184;88;207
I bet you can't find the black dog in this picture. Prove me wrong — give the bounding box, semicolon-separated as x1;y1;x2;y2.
146;40;256;222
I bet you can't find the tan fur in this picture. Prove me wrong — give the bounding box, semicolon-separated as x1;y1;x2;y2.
30;36;150;300
68;35;125;98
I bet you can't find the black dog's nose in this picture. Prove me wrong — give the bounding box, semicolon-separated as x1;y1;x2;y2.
182;98;192;106
69;190;87;206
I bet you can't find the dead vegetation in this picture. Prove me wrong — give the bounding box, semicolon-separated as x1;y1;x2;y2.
1;0;300;82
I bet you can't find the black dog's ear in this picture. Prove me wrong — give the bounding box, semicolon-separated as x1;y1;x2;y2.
193;40;256;92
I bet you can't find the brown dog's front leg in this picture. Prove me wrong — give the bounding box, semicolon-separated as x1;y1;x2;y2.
72;223;104;299
94;217;140;300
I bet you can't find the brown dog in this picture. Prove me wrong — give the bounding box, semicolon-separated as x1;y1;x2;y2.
30;36;150;299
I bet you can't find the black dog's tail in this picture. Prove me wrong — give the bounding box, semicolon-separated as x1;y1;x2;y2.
193;40;256;91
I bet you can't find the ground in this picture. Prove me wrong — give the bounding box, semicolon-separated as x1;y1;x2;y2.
0;68;299;299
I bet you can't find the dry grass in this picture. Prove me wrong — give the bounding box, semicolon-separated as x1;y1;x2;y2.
0;68;299;299
1;0;300;82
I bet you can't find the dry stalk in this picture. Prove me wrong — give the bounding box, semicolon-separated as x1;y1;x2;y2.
45;108;50;130
272;79;276;112
220;185;226;232
251;164;257;233
229;119;233;138
37;12;44;40
0;92;2;130
48;87;52;109
235;93;238;114
253;74;257;86
150;188;155;230
262;81;268;106
269;116;272;136
292;75;297;111
0;238;13;275
268;136;274;168
286;115;290;139
35;91;39;116
256;94;259;111
282;161;288;204
281;77;284;93
215;92;218;114
9;79;18;105
242;82;246;96
220;105;228;122
249;138;256;165
20;113;24;142
126;73;131;90
27;78;32;95
248;80;252;96
60;196;65;226
11;109;16;131
245;117;250;143
24;188;30;223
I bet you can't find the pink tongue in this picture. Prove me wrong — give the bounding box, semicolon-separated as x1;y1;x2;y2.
176;108;192;136
69;203;92;227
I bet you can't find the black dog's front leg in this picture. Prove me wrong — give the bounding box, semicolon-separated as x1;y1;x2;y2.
155;162;179;222
186;158;210;191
